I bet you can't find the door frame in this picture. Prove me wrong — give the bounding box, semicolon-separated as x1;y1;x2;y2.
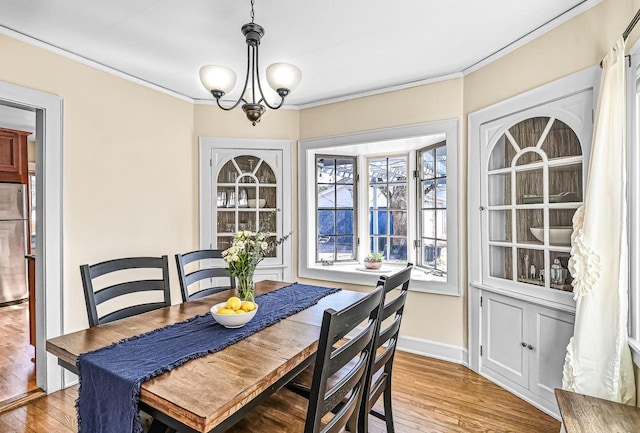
0;80;64;392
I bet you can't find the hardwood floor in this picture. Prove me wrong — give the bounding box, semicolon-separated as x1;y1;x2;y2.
0;350;560;432
0;302;38;404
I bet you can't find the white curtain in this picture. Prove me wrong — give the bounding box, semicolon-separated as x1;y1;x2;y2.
562;37;636;405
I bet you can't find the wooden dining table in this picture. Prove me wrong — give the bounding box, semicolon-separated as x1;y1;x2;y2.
46;280;366;433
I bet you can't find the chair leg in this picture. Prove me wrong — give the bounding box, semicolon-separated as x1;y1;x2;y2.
382;384;395;433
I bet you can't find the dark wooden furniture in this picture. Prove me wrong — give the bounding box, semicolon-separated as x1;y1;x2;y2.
360;263;412;433
80;256;171;328
0;128;29;184
47;281;367;433
175;249;235;302
289;264;413;433
555;389;640;432
226;282;382;433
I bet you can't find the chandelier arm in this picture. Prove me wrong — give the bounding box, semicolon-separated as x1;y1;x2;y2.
254;45;286;110
213;45;253;110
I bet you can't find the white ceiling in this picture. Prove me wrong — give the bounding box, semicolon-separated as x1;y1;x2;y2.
0;0;598;107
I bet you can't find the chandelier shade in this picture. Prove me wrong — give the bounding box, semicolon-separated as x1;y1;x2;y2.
266;63;302;94
198;0;301;126
199;65;237;96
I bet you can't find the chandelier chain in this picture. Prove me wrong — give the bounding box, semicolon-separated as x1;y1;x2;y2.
250;0;255;23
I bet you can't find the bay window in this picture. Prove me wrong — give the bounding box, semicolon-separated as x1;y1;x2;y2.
300;120;459;295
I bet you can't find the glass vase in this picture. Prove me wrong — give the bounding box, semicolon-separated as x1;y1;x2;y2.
236;272;255;303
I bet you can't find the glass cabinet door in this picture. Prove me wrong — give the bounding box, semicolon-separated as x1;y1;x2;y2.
485;117;583;292
215;154;279;258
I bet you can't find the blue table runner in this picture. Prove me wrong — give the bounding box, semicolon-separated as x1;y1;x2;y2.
76;283;340;433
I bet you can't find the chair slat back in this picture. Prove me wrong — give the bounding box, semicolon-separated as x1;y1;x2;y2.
175;249;235;302
305;286;383;433
80;256;171;328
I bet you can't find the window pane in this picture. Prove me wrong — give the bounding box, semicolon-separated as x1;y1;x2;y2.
369;186;387;209
422;238;437;267
369;159;388;183
336;210;354;235
336;236;355;260
317;157;335;183
370;236;387;256
317;210;334;235
370;210;387;235
422;210;435;238
388;157;407;181
336;159;355;184
436;146;447;177
317;236;335;261
336;184;354;208
317;185;335;208
389;211;407;236
422;150;435;178
436;240;447;271
389;238;407;261
436;178;447;208
422;180;435;208
387;186;407;209
436;209;447;240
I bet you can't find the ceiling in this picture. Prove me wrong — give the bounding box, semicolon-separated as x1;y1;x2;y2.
0;0;598;107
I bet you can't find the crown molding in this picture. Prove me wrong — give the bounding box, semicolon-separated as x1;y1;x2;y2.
0;25;194;103
0;0;602;109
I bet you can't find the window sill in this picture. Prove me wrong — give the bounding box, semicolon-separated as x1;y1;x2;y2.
299;262;460;296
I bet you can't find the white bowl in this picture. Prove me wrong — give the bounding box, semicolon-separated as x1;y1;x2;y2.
247;198;266;208
530;226;572;245
210;302;258;328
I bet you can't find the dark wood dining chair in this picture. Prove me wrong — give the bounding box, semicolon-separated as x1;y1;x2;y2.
359;263;413;433
175;249;235;302
224;284;384;433
287;263;413;433
80;256;171;328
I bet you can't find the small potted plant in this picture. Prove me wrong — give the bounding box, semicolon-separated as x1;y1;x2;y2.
364;252;383;270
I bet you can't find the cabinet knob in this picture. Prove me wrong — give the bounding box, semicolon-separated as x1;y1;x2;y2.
527;344;535;350
480;206;486;211
521;342;527;347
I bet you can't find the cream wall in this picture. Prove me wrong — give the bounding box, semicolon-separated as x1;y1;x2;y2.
0;33;197;332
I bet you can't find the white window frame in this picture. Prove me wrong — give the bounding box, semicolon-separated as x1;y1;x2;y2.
298;120;460;296
626;42;640;367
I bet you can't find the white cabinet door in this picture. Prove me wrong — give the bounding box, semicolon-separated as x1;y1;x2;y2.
481;292;529;388
528;305;575;403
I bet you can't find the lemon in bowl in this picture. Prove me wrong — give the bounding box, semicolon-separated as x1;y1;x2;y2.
211;298;258;328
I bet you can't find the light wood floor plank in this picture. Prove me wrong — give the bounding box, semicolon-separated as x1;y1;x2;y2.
1;350;559;432
0;303;38;405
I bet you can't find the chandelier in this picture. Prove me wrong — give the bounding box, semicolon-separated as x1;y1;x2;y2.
199;0;302;126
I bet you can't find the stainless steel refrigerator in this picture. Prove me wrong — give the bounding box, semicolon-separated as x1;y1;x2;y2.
0;183;28;304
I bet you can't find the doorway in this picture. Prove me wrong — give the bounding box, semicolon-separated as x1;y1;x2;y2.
0;80;64;398
0;109;39;405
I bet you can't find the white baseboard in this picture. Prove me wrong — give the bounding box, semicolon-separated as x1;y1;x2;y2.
396;335;468;366
346;327;468;366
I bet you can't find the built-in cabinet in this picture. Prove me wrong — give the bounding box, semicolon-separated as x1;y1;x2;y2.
0;127;29;184
200;138;293;283
481;290;575;408
468;69;598;418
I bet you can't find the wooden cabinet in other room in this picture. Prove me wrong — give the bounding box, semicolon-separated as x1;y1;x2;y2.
0;128;30;184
